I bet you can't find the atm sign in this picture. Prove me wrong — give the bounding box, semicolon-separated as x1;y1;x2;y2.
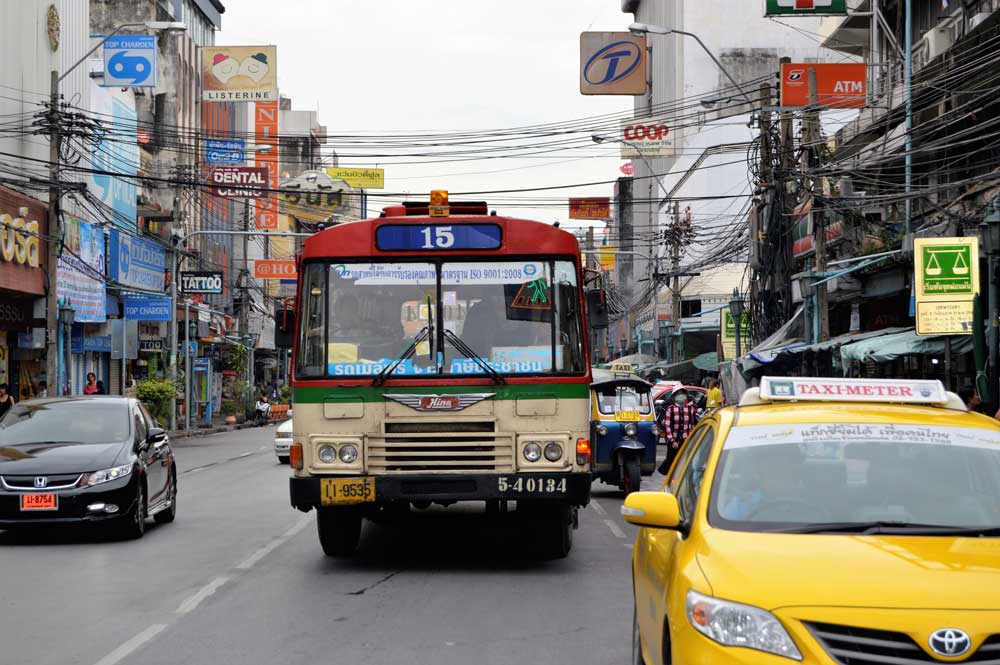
780;63;867;109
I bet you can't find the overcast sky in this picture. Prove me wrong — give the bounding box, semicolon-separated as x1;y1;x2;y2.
217;0;634;229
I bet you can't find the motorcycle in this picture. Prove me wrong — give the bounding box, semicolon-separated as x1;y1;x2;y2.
253;400;271;426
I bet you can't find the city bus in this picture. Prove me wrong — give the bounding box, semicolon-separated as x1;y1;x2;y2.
288;193;604;558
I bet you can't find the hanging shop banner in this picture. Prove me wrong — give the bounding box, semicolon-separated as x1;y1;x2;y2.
88;84;138;229
765;0;848;16
568;197;611;220
108;229;166;291
325;167;385;189
254;260;297;280
780;63;867;109
180;271;224;294
580;32;647;95
720;309;750;361
102;35;157;87
913;237;979;336
211;166;269;198
0;185;47;296
254;102;279;229
201;45;277;102
598;246;616;271
56;215;106;322
281;171;352;223
618;118;675;158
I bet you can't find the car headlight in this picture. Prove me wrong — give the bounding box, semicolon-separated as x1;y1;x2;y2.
339;444;358;463
624;423;638;437
686;590;802;660
317;444;336;463
523;442;542;462
85;463;133;487
543;441;563;462
596;424;609;436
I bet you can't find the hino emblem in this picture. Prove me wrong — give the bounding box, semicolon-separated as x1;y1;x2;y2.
928;629;971;657
33;477;48;488
383;393;495;412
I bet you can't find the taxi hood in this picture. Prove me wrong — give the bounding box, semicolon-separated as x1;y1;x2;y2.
697;527;1000;611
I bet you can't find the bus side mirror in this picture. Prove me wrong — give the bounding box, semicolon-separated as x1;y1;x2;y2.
586;289;608;330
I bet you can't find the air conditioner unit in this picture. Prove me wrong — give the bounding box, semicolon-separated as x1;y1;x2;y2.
925;25;956;61
970;12;992;31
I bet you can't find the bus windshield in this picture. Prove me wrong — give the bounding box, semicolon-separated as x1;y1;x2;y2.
295;259;586;379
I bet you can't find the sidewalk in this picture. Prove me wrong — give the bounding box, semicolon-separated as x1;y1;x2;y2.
168;419;261;441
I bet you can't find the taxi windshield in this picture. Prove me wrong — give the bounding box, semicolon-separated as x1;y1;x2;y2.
710;423;1000;531
596;388;651;416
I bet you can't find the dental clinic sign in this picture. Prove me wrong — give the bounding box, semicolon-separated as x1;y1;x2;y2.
108;229;166;292
765;0;847;16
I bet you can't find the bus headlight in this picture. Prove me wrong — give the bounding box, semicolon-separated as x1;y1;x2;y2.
624;423;638;438
523;442;542;462
318;444;336;463
543;442;563;462
596;425;609;437
339;444;359;463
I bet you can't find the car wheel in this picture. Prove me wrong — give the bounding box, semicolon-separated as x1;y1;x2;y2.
632;602;648;665
153;469;177;524
117;483;146;540
278;456;289;465
623;456;641;496
317;508;362;557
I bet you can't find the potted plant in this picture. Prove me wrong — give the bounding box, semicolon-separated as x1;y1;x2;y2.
221;399;240;425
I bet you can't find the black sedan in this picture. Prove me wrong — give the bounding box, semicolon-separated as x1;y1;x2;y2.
0;396;177;539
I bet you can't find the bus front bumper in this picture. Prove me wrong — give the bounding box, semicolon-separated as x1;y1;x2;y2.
290;472;591;512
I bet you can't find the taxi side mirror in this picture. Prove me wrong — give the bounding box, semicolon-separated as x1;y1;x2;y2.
621;492;682;530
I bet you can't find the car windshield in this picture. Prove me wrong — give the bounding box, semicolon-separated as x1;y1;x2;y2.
295;259;585;378
710;423;1000;531
596;388;652;415
0;401;131;445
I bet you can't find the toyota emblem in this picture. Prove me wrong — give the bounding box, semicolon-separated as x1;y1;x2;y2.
33;476;48;489
928;629;971;657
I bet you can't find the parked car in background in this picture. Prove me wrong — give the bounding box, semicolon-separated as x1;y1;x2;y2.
0;397;177;539
274;410;293;464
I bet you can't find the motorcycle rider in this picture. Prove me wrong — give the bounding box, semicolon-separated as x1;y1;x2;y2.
254;394;271;426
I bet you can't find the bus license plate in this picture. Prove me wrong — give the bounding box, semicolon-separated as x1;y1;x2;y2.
321;478;375;506
615;410;641;422
21;493;57;511
497;476;567;495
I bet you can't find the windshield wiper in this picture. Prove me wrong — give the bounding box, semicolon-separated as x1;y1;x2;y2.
442;329;506;385
371;325;431;386
773;521;1000;536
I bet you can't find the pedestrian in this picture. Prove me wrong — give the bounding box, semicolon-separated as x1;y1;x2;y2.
958;386;981;412
0;383;15;420
84;372;99;395
95;380;106;395
36;380;47;398
705;379;723;409
657;388;699;475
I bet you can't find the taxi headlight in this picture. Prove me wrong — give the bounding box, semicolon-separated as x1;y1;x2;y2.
523;442;542;463
624;423;638;438
317;444;336;463
543;441;563;462
686;590;802;661
338;444;358;463
596;425;609;437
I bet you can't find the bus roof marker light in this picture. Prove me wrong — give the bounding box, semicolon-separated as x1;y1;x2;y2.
429;190;449;217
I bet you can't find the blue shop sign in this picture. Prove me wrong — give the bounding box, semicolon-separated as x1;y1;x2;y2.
109;230;166;291
124;295;171;321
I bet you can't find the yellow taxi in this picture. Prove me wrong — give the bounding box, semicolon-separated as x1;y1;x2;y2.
622;377;1000;665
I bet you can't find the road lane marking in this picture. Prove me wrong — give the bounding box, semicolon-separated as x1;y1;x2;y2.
235;515;311;571
623;542;633;548
603;518;627;539
92;624;167;665
237;451;254;457
590;501;607;516
173;576;230;615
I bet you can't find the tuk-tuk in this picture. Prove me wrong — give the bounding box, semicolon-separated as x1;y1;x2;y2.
590;367;659;495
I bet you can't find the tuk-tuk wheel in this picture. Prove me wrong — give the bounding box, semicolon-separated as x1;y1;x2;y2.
622;456;641;496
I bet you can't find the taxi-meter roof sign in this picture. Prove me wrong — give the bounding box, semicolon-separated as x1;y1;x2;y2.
758;377;949;404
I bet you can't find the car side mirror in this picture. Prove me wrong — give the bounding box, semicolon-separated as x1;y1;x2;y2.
621;492;683;531
147;427;167;447
586;289;608;330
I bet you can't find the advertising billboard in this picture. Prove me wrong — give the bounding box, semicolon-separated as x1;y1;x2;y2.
568;197;611;220
88;84;138;229
57;216;106;322
580;32;647;95
201;45;277;102
254;102;279;229
765;0;848;16
325;167;385;189
780;63;867;109
211;166;269;198
618;118;675;158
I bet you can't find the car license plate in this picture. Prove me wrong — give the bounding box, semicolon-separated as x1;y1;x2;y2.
615;410;641;422
20;493;57;511
321;477;375;506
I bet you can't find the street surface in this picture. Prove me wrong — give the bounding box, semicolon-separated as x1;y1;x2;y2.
0;426;660;665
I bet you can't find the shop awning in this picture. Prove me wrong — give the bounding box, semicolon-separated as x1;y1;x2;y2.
780;327;910;358
839;328;974;370
693;352;718;372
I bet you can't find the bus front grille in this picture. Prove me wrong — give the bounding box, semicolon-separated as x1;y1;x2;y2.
369;420;514;473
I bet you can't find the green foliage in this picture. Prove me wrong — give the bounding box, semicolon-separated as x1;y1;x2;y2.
278;384;292;405
221;399;241;416
136;376;178;425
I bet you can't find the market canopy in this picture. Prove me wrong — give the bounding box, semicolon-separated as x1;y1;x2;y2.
692;351;719;372
839;328;974;370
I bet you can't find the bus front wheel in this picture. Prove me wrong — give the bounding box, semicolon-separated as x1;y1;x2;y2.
317;507;362;557
522;502;573;559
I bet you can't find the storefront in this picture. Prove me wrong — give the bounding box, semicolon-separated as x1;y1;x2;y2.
0;185;48;399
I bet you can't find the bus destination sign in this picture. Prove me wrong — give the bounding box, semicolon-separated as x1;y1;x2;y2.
376;224;502;252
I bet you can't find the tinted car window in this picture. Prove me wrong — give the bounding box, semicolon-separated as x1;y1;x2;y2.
138;402;157;429
676;428;715;519
0;401;130;444
133;409;148;443
668;426;708;494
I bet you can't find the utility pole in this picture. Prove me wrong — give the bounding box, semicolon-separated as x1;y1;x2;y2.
45;71;61;395
670;202;682;364
240;198;251;399
804;68;830;342
754;82;773;341
779;57;796;329
168;187;181;431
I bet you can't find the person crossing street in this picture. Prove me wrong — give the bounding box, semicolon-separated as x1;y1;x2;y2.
657;388;699;474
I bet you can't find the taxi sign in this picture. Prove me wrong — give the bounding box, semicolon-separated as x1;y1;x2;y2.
608;361;633;375
757;377;949;404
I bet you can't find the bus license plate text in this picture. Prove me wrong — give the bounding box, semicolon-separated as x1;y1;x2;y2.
321;477;376;506
497;477;567;494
